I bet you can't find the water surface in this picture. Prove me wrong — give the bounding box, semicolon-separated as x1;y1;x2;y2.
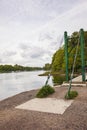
0;71;53;101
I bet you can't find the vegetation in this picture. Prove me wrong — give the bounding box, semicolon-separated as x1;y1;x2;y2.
36;85;55;98
52;75;66;85
38;71;50;76
38;71;65;76
0;64;43;73
51;31;87;74
65;91;78;99
43;63;51;70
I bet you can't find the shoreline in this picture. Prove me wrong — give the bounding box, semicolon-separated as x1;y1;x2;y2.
0;88;40;102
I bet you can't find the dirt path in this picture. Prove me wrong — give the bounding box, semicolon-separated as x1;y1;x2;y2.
0;86;87;130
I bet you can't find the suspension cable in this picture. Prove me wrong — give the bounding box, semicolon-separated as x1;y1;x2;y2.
67;34;80;95
45;36;64;86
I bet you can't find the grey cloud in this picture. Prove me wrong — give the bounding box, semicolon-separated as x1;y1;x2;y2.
3;50;16;57
21;51;30;58
20;45;45;59
0;58;3;63
39;32;53;41
30;48;44;58
19;43;31;50
19;43;53;60
51;36;63;48
0;50;17;65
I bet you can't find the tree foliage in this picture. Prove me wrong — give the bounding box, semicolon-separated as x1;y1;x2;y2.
52;47;65;71
43;63;51;70
51;31;87;73
0;64;42;73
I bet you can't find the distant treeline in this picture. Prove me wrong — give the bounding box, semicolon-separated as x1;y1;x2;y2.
0;64;43;73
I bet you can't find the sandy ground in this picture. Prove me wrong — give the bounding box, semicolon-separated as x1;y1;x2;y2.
0;86;87;130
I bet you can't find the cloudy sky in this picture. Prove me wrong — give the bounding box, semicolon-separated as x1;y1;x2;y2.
0;0;87;67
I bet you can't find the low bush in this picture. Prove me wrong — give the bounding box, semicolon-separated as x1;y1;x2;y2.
36;85;55;98
65;91;78;99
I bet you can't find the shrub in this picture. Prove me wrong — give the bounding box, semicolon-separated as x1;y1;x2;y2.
65;91;78;99
36;85;55;98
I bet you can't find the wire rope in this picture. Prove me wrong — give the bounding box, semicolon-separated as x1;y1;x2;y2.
67;34;80;95
45;36;64;86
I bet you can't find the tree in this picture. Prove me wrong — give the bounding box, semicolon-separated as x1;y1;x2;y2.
51;31;87;73
52;47;64;72
43;63;51;70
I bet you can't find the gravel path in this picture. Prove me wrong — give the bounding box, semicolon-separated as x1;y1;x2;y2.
0;86;87;130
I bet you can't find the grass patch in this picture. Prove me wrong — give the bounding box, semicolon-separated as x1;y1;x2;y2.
65;91;78;99
38;71;66;76
52;75;66;85
36;85;55;98
38;71;50;76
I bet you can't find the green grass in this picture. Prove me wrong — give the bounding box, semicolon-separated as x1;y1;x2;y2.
65;91;78;99
38;71;50;76
36;85;55;98
38;71;65;76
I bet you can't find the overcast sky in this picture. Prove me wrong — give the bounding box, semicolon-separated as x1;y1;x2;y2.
0;0;87;67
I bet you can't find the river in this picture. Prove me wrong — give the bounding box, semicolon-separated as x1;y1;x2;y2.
0;71;53;101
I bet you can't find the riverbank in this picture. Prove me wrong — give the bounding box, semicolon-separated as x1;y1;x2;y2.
38;71;65;76
38;71;79;76
0;86;87;130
